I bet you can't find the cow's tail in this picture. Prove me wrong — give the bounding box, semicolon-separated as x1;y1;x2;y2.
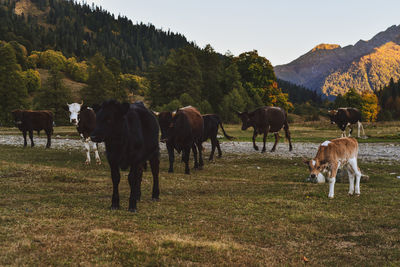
216;115;235;140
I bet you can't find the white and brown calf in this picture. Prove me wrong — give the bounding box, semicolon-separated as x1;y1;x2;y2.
304;137;362;198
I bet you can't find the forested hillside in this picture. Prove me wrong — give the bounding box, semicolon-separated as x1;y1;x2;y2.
275;25;400;97
0;0;192;72
0;0;325;126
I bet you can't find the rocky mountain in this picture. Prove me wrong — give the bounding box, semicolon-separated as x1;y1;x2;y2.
274;25;400;97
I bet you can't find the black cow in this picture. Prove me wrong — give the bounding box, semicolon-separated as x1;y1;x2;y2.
202;114;234;161
328;108;365;138
155;106;204;174
237;106;292;153
11;110;53;148
91;100;160;212
65;102;101;164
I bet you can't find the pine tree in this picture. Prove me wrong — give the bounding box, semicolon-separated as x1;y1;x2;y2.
0;43;29;124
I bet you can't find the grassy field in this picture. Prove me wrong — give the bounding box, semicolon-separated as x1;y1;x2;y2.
1;145;400;265
1;120;400;143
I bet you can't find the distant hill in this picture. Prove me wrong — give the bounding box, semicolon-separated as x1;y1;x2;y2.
274;25;400;97
0;0;194;73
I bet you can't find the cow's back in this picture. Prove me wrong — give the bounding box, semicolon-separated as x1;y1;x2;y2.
255;106;286;132
337;108;361;124
317;137;358;162
178;106;203;141
23;111;53;132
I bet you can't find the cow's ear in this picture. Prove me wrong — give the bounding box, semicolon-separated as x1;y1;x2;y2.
92;104;101;113
303;158;310;165
119;102;130;116
63;104;69;111
81;105;88;110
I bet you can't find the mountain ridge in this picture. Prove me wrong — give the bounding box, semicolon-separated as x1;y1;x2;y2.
274;25;400;97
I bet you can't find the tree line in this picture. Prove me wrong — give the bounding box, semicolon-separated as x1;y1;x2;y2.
0;40;146;125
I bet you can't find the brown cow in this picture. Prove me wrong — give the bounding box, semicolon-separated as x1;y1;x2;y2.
202;114;234;160
237;106;292;153
11;110;53;148
304;137;362;199
155;106;204;174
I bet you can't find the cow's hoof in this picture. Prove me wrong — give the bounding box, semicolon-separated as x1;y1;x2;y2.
289;147;293;152
85;161;90;165
217;155;222;158
168;169;173;173
96;161;101;165
328;195;334;199
185;171;190;175
348;193;354;196
152;198;160;202
254;146;259;151
355;194;360;197
128;208;137;213
110;206;120;210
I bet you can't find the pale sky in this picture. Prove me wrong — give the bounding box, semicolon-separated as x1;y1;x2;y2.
82;0;400;66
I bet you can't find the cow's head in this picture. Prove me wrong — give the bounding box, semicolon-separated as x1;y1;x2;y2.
304;158;328;183
328;110;338;125
154;111;175;143
65;101;83;125
90;100;130;143
236;111;252;130
11;110;23;126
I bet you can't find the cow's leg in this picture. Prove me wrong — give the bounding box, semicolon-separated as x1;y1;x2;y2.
192;143;199;169
22;130;27;147
167;142;175;173
348;157;361;196
149;156;160;201
216;139;222;158
84;138;91;164
183;146;191;174
209;138;216;161
29;130;34;147
271;132;279;152
45;129;51;148
261;129;269;153
347;167;355;196
197;141;204;169
252;130;259;151
93;142;101;164
328;162;339;199
284;122;293;151
143;161;147;171
358;121;366;138
110;163;120;210
128;165;143;212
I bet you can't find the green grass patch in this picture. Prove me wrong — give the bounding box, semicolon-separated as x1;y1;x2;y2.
0;145;400;265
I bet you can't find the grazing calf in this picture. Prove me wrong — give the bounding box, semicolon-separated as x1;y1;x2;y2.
202;114;234;160
11;110;53;148
328;107;365;138
65;102;101;165
304;137;362;199
237;106;292;153
91;100;160;212
155;106;204;174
